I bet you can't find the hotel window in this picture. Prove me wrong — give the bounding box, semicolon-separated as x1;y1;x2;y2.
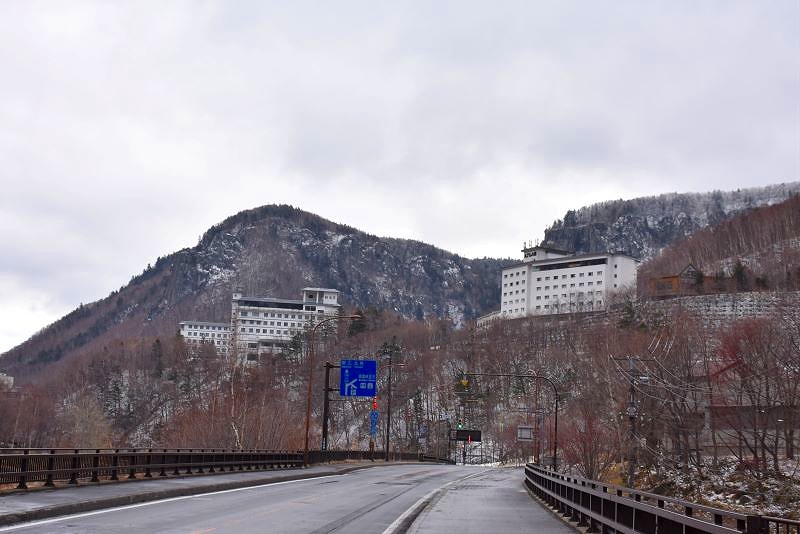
579;273;584;277
587;281;593;286
570;274;576;278
597;271;602;275
536;277;541;281
588;272;592;276
561;284;566;288
597;281;602;285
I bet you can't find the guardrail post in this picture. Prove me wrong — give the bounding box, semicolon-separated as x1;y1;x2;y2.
197;450;205;473
160;449;167;476
185;449;193;474
16;449;28;489
91;449;100;482
68;449;79;485
144;449;152;478
111;449;119;480
44;449;55;487
128;449;137;479
745;516;766;534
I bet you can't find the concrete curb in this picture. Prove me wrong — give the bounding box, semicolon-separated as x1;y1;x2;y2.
0;463;388;527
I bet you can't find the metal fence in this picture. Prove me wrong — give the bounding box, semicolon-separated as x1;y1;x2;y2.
524;463;799;534
0;448;450;490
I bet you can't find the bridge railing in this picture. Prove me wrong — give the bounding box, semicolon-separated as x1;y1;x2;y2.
0;448;452;490
524;463;799;534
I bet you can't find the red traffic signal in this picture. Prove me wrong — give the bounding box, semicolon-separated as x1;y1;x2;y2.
372;397;378;410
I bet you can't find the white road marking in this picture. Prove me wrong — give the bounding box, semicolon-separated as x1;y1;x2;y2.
382;470;489;534
0;474;342;532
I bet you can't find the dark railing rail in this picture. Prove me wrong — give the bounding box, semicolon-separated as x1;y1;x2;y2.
524;463;800;534
1;448;451;490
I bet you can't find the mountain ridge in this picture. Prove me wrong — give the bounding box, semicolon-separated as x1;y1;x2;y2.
542;182;800;259
4;183;798;382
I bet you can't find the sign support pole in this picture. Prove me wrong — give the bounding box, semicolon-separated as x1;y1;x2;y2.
321;361;340;451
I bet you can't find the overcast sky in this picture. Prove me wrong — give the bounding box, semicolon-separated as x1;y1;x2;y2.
1;1;798;354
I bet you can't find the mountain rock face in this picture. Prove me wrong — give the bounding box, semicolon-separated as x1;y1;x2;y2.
543;182;800;260
1;206;509;379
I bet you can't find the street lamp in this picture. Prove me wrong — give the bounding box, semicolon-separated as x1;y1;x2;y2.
303;313;361;466
465;372;560;469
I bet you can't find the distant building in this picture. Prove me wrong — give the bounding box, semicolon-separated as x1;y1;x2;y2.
647;264;702;299
180;287;341;362
179;321;232;354
480;244;639;322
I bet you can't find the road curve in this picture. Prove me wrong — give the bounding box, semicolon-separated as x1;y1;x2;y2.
0;465;571;534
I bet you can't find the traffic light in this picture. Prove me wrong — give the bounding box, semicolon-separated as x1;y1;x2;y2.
457;420;464;429
372;397;378;411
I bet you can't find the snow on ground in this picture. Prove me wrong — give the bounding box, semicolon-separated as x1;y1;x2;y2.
639;458;800;519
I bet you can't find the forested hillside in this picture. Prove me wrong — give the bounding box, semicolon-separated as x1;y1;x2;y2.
639;195;800;291
0;205;508;381
543;182;799;259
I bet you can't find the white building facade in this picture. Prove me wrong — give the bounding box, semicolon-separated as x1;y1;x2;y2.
180;287;341;362
499;245;638;319
179;321;232;354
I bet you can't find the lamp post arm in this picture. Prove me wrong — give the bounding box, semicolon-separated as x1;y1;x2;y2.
303;314;361;466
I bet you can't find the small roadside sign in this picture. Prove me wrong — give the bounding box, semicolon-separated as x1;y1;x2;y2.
517;425;534;442
370;411;379;437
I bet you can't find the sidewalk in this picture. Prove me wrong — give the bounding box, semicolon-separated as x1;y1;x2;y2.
0;462;382;527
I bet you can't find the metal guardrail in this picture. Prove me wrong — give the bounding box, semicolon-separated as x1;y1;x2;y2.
0;448;452;490
524;463;800;534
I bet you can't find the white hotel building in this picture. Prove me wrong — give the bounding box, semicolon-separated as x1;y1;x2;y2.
180;287;341;362
481;245;638;324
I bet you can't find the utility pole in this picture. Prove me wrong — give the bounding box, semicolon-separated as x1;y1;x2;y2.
626;357;637;488
612;356;653;488
381;338;401;462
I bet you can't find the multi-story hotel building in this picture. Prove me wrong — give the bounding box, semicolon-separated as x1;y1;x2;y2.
481;245;638;324
179;321;232;354
180;287;341;361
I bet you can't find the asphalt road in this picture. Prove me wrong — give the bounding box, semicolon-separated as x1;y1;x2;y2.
0;465;574;534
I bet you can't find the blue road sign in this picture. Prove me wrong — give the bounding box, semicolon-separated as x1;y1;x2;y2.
339;359;377;397
370;411;379;437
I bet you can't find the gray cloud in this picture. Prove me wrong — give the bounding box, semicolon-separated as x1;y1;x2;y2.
0;1;797;352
